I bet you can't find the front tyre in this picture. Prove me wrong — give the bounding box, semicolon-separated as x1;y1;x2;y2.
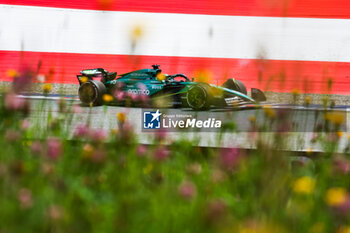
186;84;211;111
78;80;107;106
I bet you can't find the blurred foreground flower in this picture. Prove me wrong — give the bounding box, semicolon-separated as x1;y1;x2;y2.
5;93;30;113
310;222;325;233
304;96;311;106
30;141;42;154
82;144;94;159
293;176;316;195
325;187;348;207
130;25;144;42
91;149;106;163
324;112;345;125
20;118;30;130
154;129;167;142
103;94;113;103
18;188;33;209
80;76;88;83
333;157;350;175
97;0;114;10
90;129;107;142
178;181;197;200
136;145;147;156
338;226;350;233
116;112;126;124
263;105;276;119
186;163;202;175
194;70;212;83
42;83;52;94
74;124;90;138
48;204;63;221
6;69;19;78
154;146;170;161
204;199;227;224
46;137;62;159
219;148;241;171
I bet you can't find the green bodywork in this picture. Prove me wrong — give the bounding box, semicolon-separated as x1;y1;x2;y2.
103;68;255;103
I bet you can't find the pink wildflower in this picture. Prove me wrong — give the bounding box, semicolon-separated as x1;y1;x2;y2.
219;148;242;171
20;119;30;130
30;141;42;155
18;188;33;209
136;145;147;156
90;129;107;142
178;181;197;200
5;93;28;111
333;157;350;175
74;124;90;138
46;137;62;159
154;146;170;161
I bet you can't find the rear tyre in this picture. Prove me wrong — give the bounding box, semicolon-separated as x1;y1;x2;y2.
222;79;247;95
186;84;211;111
78;80;107;106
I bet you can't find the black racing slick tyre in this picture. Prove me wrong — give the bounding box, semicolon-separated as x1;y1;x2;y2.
78;80;107;106
186;84;211;111
222;79;247;95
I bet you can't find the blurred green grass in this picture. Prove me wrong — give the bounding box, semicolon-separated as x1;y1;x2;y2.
0;87;350;233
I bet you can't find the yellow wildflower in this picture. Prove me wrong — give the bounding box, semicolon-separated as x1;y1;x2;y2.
111;128;119;135
103;94;113;102
291;88;300;95
156;73;166;81
130;25;143;41
143;163;153;175
338;226;350;233
324;112;344;125
310;222;324;233
82;144;94;159
263;105;275;119
80;76;88;83
304;96;311;105
325;187;347;206
336;131;344;138
6;69;18;78
293;176;316;195
249;115;256;123
194;70;212;83
306;147;313;155
116;112;126;123
42;83;52;93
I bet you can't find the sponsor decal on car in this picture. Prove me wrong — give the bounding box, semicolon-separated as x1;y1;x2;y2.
128;89;150;95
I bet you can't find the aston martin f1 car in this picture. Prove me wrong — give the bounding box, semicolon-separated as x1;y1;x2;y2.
77;65;266;110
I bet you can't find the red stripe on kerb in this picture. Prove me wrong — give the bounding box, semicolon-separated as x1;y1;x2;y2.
1;51;350;94
1;0;350;19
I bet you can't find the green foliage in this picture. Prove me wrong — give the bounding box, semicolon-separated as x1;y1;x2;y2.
0;94;350;233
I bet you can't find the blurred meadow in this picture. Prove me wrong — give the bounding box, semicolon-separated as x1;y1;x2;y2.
1;67;350;233
1;0;350;232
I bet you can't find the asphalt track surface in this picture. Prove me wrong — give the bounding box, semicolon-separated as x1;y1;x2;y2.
24;95;350;153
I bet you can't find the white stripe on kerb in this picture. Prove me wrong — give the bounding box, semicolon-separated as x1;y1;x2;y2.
1;5;350;62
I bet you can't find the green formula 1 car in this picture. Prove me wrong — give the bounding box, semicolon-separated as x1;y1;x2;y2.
77;65;266;110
